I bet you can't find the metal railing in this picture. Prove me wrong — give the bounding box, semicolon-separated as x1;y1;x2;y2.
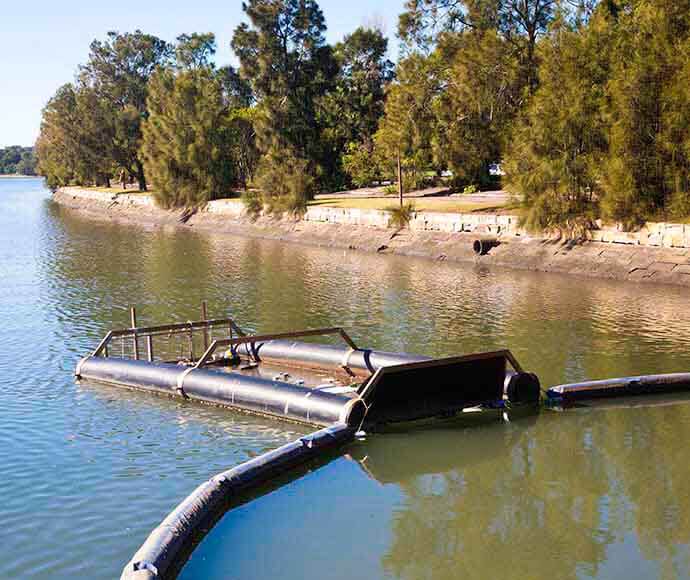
90;304;359;369
91;303;246;363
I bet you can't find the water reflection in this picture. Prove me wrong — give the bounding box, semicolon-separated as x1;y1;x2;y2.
356;402;690;580
4;179;690;578
185;401;690;580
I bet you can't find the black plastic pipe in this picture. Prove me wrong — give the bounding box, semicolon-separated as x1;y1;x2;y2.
547;372;690;403
77;357;366;428
121;423;355;580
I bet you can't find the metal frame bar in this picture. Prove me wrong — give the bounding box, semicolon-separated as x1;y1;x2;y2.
110;317;245;339
193;327;359;370
91;318;246;359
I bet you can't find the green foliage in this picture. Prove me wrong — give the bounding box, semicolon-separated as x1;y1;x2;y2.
504;10;612;235
387;202;416;228
255;149;316;215
79;31;172;191
319;27;394;188
142;64;243;208
36;84;85;189
241;190;263;219
232;0;335;199
463;184;478;194
374;53;442;188
505;0;690;232
34;0;690;229
0;146;36;175
398;0;559;92
175;33;216;70
601;0;690;227
342;141;384;188
434;30;519;189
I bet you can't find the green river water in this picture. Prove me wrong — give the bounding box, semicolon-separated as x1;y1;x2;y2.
2;177;690;579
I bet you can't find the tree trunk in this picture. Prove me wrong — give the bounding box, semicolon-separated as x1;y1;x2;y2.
135;160;147;192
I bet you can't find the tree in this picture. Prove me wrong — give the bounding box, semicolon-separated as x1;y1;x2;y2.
503;9;613;234
142;63;243;207
80;30;172;191
232;0;337;204
374;53;443;193
602;0;690;226
319;27;394;187
435;29;519;188
0;146;36;175
36;84;82;189
342;141;385;188
74;86;118;186
15;150;37;176
398;0;559;93
218;66;259;189
175;33;216;70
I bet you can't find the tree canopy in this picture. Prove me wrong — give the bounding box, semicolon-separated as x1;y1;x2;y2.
36;0;690;227
0;146;36;175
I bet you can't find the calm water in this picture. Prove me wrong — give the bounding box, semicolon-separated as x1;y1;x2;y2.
2;178;690;579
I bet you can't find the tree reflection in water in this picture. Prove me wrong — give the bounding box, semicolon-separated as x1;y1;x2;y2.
352;401;690;580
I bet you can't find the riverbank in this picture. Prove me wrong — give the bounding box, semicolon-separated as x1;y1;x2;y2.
53;187;690;286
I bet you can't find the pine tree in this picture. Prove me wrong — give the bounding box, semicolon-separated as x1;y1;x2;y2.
503;8;613;234
602;0;690;226
232;0;336;205
80;31;172;191
319;27;394;188
36;84;86;189
142;64;241;208
435;30;519;188
374;53;443;192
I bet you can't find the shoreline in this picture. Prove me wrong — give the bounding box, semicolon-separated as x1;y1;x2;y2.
53;187;690;287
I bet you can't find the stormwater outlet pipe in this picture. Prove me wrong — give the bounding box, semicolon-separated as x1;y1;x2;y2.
473;237;500;255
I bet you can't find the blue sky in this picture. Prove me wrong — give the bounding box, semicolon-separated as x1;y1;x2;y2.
0;0;405;147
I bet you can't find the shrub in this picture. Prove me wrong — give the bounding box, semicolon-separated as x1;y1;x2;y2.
241;190;263;219
387;202;416;228
255;149;315;216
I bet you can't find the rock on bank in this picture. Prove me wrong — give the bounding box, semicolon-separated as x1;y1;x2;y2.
53;187;690;287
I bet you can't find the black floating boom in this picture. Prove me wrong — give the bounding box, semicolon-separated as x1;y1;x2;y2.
547;372;690;403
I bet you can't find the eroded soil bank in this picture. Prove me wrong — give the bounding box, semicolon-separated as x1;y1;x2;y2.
53;187;690;287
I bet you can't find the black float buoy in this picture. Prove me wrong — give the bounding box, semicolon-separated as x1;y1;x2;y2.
504;371;541;404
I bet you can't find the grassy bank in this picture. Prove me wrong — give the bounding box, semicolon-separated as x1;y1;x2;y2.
309;196;518;214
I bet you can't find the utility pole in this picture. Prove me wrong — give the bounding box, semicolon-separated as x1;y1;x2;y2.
397;150;403;208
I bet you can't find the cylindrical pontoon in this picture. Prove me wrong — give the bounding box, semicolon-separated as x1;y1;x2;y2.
235;339;428;372
77;357;367;428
